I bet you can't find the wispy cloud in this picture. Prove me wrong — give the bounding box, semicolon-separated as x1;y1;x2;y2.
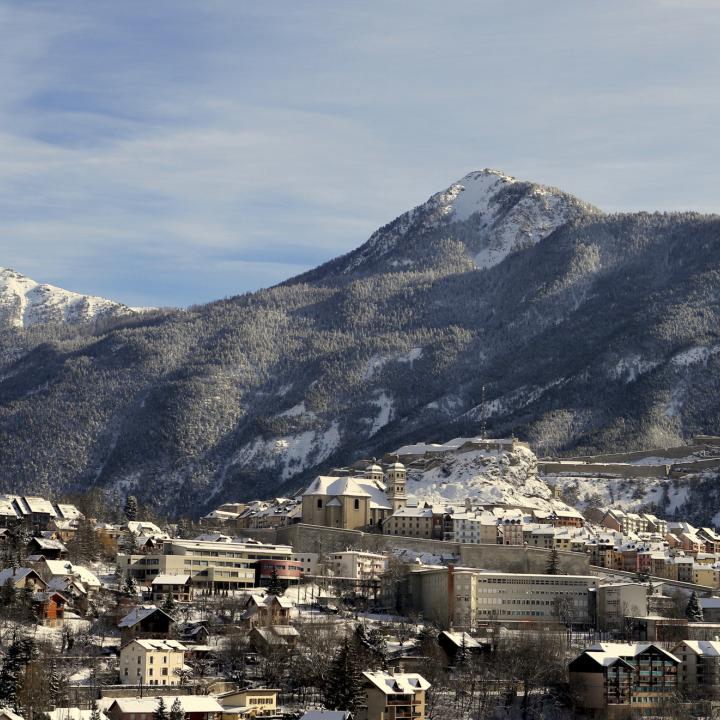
0;1;718;306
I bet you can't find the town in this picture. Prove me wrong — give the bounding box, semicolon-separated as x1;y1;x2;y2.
2;436;720;720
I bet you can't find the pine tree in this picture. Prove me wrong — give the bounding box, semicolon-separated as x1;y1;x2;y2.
169;697;185;720
124;495;139;522
546;547;560;575
123;573;138;598
685;591;704;622
162;590;178;617
324;637;365;712
0;578;16;608
266;566;285;596
153;696;168;720
90;699;102;720
48;660;66;707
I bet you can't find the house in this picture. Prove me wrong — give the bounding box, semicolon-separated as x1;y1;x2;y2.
673;640;720;699
26;536;68;560
47;575;90;612
569;642;680;714
118;604;176;642
699;597;720;623
118;638;185;686
438;631;484;664
0;567;47;591
34;559;102;592
33;590;66;626
179;623;210;644
106;696;223;720
151;574;193;603
357;670;430;720
217;688;279;718
242;595;293;627
248;625;300;652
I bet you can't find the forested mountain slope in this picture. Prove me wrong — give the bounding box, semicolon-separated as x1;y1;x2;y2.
1;169;719;517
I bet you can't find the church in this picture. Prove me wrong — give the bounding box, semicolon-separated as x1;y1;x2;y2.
301;461;407;530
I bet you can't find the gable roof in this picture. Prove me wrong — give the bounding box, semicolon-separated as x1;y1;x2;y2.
118;604;174;628
151;574;191;586
363;671;431;694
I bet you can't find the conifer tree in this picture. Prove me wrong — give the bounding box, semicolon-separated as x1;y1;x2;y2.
324;637;365;712
153;696;168;720
124;495;139;522
169;697;185;720
162;590;178;617
90;699;102;720
0;578;16;609
545;547;560;575
685;591;704;622
266;566;285;596
123;573;138;598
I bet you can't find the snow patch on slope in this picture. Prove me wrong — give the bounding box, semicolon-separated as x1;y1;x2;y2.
231;421;341;481
368;392;394;436
404;445;562;511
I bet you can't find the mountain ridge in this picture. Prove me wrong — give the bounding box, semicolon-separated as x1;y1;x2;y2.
1;170;719;519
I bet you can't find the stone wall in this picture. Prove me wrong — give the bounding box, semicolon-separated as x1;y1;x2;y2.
241;524;590;574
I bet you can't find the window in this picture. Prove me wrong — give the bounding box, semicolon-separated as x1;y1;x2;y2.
317;499;323;509
354;499;360;510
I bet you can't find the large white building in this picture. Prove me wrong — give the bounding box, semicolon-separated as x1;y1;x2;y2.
408;567;598;629
118;538;295;591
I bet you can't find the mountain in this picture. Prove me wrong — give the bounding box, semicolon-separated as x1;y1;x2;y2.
1;169;720;519
0;267;136;329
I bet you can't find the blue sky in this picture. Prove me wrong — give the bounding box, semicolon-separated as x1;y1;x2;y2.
1;1;719;307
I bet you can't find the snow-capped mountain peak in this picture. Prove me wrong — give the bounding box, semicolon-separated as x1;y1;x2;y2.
431;168;517;222
0;267;136;329
339;168;600;274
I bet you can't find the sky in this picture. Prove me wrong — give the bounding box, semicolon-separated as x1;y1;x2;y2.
0;1;719;308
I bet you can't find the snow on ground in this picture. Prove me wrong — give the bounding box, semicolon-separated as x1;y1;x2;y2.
404;444;566;511
229;421;341;481
368;392;394;436
609;354;660;383
361;347;423;381
671;344;720;368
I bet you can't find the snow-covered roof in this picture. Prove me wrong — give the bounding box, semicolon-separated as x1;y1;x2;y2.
303;476;372;498
0;567;42;586
118;604;173;628
126;639;186;652
301;712;352;720
108;697;221;713
151;574;191;585
589;642;680;663
363;670;431;694
677;640;720;657
440;631;482;649
700;598;720;609
49;709;108;720
40;560;101;588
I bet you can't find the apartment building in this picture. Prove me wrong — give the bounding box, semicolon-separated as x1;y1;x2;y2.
673;640;720;699
407;567;597;629
358;671;430;720
569;643;680;714
596;583;648;632
383;504;437;539
118;539;294;591
119;639;185;686
443;510;497;544
329;551;387;580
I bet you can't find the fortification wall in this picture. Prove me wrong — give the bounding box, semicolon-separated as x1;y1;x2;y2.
242;524;589;574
